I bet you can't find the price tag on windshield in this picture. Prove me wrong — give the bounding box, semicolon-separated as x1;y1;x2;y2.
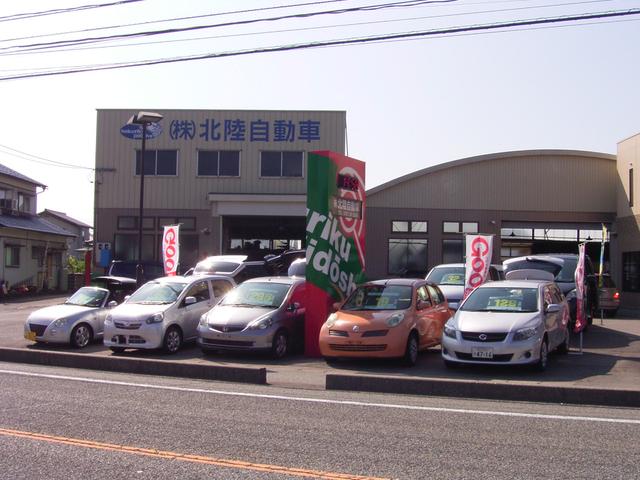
487;297;521;311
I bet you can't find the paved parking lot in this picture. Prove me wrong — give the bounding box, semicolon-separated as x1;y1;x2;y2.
2;294;639;405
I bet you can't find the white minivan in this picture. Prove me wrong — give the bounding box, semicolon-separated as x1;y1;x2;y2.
103;275;236;354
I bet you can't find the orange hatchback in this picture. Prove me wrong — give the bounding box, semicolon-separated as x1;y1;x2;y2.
319;279;452;366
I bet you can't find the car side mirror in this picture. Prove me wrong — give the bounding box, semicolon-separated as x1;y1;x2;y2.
287;301;301;312
546;303;561;313
184;296;197;306
107;300;118;308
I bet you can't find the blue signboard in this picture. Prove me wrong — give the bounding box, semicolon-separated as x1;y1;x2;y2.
120;122;163;140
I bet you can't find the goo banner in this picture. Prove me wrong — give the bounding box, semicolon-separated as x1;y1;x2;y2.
463;234;493;299
162;225;180;276
574;243;587;333
306;151;366;356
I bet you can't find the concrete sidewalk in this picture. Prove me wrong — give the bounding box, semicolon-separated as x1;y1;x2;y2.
2;295;639;407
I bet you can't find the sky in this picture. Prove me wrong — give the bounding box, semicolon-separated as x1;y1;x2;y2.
0;0;638;227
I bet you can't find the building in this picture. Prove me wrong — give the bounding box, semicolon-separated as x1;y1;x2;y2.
39;209;92;258
94;109;346;270
0;164;75;292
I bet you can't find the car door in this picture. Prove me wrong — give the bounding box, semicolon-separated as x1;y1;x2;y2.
284;282;306;351
426;284;452;343
180;279;215;340
542;284;561;349
414;285;435;347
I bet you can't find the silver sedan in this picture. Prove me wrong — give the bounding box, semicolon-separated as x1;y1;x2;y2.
441;276;570;371
24;287;116;348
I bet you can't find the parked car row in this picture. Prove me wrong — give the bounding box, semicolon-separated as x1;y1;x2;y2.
23;251;601;373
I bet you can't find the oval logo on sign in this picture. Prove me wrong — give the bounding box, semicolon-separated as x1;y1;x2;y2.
120;122;162;140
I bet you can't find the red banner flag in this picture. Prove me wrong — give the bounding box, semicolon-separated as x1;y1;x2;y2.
574;243;587;333
162;225;179;276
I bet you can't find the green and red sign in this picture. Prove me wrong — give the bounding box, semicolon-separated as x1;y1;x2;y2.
305;151;366;356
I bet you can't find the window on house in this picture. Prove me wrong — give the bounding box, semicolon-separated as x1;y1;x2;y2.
622;251;640;292
5;245;20;267
260;151;304;177
114;234;156;261
135;150;178;176
442;239;464;263
197;151;240;177
388;239;428;277
158;217;196;231
17;193;32;213
443;221;478;234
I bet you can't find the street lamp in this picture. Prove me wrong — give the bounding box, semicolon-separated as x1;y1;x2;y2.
127;111;163;287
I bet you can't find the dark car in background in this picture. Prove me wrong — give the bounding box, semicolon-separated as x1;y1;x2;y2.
595;274;620;317
503;254;599;326
107;260;165;283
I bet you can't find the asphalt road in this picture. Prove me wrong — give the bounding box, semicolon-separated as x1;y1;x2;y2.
1;362;639;479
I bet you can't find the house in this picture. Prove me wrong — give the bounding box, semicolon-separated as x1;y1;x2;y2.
39;209;92;259
0;163;76;292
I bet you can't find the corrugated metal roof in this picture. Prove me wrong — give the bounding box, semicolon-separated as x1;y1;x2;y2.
0;214;76;236
0;163;46;187
40;209;92;229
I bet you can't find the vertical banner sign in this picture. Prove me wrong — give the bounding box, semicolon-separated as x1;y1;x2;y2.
162;225;180;276
574;243;587;333
306;151;366;357
599;224;607;286
463;234;493;299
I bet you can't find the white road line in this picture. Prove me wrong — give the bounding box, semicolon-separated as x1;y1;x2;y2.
1;368;639;425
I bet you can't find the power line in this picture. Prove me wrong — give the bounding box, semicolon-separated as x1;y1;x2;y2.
0;144;94;170
0;7;638;82
0;0;350;44
0;0;457;53
0;0;143;23
0;0;616;60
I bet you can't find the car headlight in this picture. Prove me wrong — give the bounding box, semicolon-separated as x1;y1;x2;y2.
565;289;576;301
443;323;457;339
199;313;209;327
248;317;273;330
104;314;113;325
53;317;70;328
145;313;164;324
386;312;405;327
325;313;338;328
513;326;538;341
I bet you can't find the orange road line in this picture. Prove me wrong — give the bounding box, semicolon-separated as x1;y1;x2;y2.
0;428;389;480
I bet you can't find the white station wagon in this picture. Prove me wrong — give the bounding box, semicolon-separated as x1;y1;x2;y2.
103;275;235;354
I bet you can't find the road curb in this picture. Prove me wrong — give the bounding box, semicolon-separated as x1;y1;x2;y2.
326;374;640;408
0;347;267;385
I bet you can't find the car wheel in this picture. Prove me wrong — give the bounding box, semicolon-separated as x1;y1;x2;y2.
557;328;570;355
402;332;419;367
109;347;125;354
271;329;288;359
70;323;93;349
163;326;182;354
533;339;549;372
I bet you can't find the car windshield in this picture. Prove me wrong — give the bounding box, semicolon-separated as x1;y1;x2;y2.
193;260;240;274
127;281;186;304
556;258;577;282
460;286;539;313
221;282;290;308
426;267;465;285
342;285;413;311
65;287;108;307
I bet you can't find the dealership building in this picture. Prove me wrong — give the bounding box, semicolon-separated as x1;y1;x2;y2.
94;109;640;311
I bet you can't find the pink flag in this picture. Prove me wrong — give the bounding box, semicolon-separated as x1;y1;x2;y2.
463;234;493;299
162;225;179;276
574;243;587;333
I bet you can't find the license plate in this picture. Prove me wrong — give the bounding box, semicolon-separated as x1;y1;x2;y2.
472;348;493;359
25;331;37;341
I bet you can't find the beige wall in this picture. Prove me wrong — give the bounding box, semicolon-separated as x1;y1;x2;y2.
368;151;617;213
95;109;346;210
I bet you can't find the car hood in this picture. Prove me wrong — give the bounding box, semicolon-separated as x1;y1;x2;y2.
204;305;275;326
334;309;404;328
110;303;173;319
453;310;540;332
27;304;95;324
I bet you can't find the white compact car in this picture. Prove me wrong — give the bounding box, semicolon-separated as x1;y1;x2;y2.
103;275;235;354
441;270;570;371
